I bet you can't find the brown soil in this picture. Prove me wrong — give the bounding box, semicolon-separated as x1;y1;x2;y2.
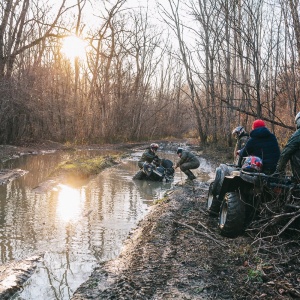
71;182;300;300
0;140;299;300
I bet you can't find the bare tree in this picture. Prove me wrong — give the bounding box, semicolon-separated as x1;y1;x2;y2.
160;0;208;143
288;0;300;62
0;0;72;79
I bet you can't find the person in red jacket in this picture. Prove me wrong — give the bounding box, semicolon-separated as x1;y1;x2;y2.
238;119;280;174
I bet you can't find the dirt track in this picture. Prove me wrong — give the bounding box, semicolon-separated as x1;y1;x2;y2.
70;144;300;300
0;141;299;299
71;177;300;300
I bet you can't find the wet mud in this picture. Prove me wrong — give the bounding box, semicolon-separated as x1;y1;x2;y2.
0;141;299;300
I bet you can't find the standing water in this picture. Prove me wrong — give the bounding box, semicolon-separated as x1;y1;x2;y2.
0;149;213;299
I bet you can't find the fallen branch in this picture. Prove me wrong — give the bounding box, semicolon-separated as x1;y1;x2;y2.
173;220;227;247
277;213;300;236
198;220;213;234
249;209;300;242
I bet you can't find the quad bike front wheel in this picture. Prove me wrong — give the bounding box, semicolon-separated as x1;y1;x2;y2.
211;168;223;195
132;170;146;180
219;190;246;237
207;181;222;216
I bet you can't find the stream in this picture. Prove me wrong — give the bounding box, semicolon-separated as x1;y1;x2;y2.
0;149;213;299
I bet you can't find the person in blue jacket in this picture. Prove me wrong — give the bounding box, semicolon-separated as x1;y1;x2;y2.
238;119;280;174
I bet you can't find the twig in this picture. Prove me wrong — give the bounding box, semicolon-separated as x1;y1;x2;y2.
198;220;213;234
173;220;227;247
277;213;300;236
276;282;300;298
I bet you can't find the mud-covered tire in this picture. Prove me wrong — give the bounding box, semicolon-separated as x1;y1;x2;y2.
207;181;222;216
211;168;223;195
211;164;237;196
219;191;246;237
133;170;146;180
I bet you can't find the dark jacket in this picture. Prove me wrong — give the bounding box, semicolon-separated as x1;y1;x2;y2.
234;132;250;164
175;150;200;169
276;129;300;181
238;127;280;174
138;148;158;168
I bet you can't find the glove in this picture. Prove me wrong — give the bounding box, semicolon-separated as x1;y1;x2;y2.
236;150;240;156
153;157;161;166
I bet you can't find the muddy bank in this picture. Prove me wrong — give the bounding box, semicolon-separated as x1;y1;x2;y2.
71;179;300;300
72;182;233;299
69;181;248;299
71;144;300;300
0;256;43;300
1;140;298;299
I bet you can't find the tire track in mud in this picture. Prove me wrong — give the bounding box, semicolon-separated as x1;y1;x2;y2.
72;182;234;300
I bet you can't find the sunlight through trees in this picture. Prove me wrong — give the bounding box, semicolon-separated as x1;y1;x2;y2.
0;0;299;146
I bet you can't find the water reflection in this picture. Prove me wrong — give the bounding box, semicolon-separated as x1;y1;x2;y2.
132;179;173;201
56;185;84;223
0;150;213;300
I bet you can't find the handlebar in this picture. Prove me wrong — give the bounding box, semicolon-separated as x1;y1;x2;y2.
225;163;239;168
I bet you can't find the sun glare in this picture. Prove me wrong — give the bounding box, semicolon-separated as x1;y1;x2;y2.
57;184;85;222
61;36;87;61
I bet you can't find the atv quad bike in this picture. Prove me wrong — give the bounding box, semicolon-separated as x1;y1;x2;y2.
208;165;300;237
133;158;174;182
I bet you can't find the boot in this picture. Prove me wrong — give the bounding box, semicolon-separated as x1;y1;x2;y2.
185;178;194;185
184;170;196;180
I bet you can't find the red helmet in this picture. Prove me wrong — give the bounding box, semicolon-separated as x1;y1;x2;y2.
150;143;159;150
242;156;263;172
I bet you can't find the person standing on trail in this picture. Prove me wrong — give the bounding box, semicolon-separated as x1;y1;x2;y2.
174;147;200;182
275;112;300;182
237;119;280;174
232;126;250;165
138;143;160;169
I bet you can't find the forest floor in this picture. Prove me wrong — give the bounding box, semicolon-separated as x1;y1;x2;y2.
0;140;300;300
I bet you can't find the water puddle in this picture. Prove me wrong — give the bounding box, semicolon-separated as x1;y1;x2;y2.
0;149;213;299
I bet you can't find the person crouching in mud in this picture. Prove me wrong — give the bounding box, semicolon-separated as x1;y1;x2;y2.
174;147;200;183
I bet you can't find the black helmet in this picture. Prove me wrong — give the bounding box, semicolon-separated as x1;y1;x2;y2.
232;126;245;138
295;112;300;129
150;143;159;150
177;147;183;154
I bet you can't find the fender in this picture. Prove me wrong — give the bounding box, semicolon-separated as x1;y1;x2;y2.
218;174;254;204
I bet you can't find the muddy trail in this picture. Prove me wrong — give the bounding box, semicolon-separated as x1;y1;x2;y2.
71;145;300;300
0;141;299;300
71;179;300;300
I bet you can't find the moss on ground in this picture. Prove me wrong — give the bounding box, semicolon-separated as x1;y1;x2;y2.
52;155;122;178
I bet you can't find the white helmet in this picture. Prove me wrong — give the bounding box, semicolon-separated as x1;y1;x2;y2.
150;143;159;150
295;112;300;129
232;126;245;138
